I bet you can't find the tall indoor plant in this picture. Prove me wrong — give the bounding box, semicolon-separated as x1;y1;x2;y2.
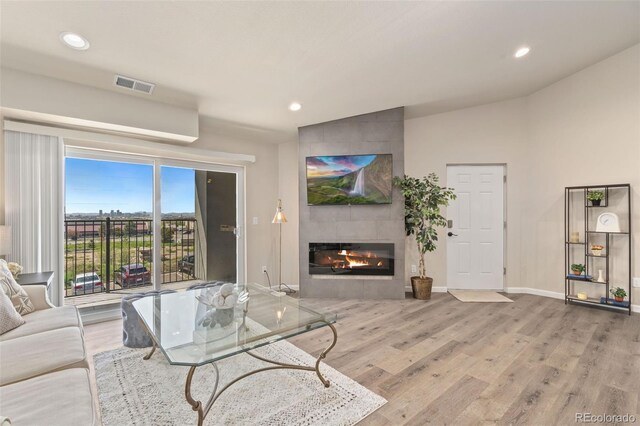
394;173;456;300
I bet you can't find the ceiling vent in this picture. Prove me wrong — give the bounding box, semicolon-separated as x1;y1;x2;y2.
113;75;155;95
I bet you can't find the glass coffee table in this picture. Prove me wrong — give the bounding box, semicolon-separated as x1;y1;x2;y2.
133;282;338;426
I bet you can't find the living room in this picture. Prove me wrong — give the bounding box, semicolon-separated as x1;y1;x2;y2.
0;1;639;425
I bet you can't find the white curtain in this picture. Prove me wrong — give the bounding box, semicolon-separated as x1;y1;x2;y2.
4;131;64;306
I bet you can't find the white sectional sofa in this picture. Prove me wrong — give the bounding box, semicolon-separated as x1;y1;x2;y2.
0;285;98;425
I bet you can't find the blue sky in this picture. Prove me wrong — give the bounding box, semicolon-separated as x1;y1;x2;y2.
306;155;376;178
160;166;196;213
65;158;195;214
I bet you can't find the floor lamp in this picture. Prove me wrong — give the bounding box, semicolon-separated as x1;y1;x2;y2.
272;199;295;294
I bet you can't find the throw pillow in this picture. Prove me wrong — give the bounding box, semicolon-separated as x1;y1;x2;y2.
0;286;25;335
0;259;35;315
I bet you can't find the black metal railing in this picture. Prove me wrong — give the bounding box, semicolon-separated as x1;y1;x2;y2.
64;218;197;297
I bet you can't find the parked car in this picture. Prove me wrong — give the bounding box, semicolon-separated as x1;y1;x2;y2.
115;264;151;288
69;272;103;293
178;255;195;275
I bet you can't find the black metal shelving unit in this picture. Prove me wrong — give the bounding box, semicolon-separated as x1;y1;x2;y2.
564;184;632;315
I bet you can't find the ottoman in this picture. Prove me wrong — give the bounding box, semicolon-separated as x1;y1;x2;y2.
121;290;176;348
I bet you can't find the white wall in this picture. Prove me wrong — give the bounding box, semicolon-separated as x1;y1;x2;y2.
278;141;300;286
524;44;640;300
190;131;280;285
405;98;529;291
1;68;199;142
405;44;640;304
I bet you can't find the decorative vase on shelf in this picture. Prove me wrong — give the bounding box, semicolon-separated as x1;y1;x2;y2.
570;232;580;243
596;270;605;283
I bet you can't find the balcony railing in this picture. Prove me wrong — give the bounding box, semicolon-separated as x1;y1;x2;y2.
64;218;197;297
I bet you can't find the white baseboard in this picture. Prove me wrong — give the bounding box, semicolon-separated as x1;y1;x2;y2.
506;287;638;313
405;285;639;313
504;287;564;300
404;286;447;293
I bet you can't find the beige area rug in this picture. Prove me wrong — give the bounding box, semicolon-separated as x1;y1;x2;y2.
94;340;386;426
448;290;513;303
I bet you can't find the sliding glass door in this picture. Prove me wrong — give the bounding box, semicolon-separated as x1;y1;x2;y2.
159;163;243;290
63;149;244;307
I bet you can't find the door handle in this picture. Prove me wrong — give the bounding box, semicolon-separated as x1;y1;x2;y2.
447;232;458;237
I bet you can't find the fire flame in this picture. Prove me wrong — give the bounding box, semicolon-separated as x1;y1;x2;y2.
329;249;383;269
345;256;371;268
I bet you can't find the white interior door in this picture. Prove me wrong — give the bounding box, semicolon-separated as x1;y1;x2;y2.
446;165;504;290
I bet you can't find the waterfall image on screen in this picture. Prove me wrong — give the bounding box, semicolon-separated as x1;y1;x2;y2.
350;168;365;196
306;154;392;205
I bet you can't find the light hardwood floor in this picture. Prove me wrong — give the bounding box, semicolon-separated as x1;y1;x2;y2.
84;293;640;425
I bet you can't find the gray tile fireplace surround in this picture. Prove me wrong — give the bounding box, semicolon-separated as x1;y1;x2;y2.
298;107;405;299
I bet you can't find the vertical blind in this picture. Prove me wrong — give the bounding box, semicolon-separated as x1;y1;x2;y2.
4;130;64;306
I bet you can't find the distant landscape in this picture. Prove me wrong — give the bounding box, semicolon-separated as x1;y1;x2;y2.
306;154;392;205
65;211;195;220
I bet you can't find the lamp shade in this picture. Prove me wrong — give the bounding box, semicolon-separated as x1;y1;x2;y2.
0;226;12;256
272;199;287;224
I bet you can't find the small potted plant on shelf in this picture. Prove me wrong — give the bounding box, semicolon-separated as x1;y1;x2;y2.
394;173;456;300
587;190;604;206
609;287;627;302
590;244;604;256
571;264;586;276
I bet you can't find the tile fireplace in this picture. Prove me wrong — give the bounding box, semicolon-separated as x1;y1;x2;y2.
309;243;394;276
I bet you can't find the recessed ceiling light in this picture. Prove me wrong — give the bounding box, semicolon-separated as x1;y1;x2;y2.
288;102;302;112
514;46;530;58
60;32;90;50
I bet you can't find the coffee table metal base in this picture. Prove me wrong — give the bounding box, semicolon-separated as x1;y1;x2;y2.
143;322;338;426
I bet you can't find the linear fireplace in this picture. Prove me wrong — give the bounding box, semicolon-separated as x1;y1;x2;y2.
309;243;394;276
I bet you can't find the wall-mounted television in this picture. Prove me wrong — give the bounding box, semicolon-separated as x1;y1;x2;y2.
306;154;393;205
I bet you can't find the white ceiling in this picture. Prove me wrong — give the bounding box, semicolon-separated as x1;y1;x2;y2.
1;1;639;140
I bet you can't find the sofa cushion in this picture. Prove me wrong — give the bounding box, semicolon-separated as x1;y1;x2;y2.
0;305;81;342
0;289;24;336
22;285;54;311
0;368;97;426
0;327;88;386
0;260;34;316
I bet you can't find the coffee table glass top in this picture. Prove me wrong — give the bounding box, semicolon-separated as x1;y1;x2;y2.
133;283;337;366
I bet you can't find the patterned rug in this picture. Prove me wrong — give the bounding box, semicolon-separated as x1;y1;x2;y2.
94;340;386;425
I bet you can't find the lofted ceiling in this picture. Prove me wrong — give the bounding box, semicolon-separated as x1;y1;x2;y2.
1;1;639;141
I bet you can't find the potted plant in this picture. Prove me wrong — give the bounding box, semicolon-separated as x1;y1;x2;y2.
393;173;456;300
590;244;604;256
571;264;585;276
609;287;627;302
587;190;604;206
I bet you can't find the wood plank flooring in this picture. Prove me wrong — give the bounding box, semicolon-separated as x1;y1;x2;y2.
83;293;640;425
